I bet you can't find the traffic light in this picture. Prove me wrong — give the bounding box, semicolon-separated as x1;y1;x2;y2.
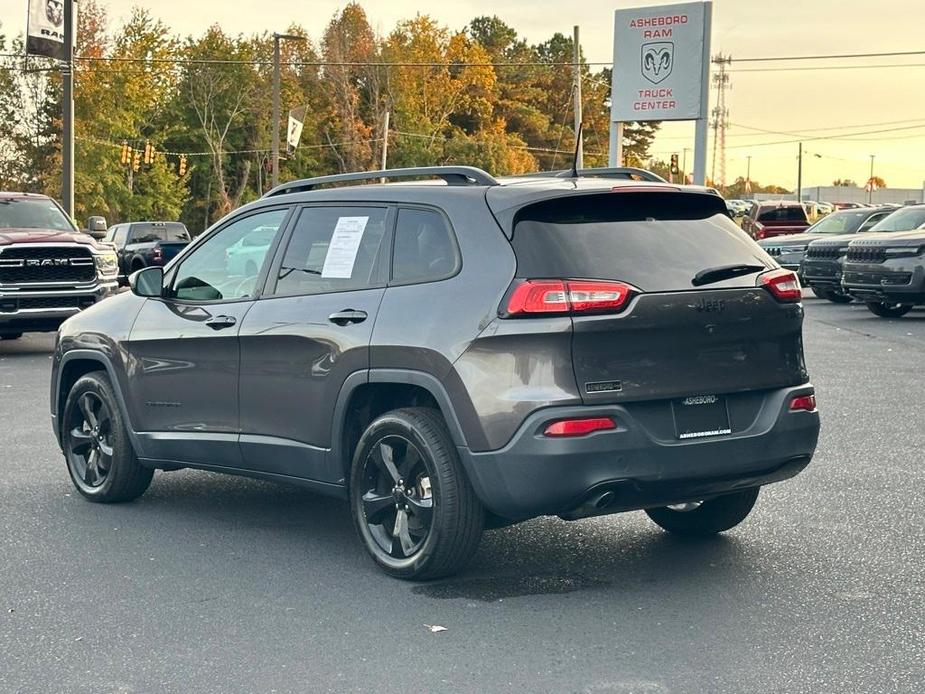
178;155;188;177
143;141;154;165
670;153;680;175
120;142;130;165
132;149;141;172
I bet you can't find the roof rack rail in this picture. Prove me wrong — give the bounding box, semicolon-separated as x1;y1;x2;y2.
519;167;667;183
263;166;499;198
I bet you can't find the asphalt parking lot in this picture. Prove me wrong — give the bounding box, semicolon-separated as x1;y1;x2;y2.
1;298;923;694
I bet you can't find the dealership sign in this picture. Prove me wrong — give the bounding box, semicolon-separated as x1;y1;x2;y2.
611;2;708;121
26;0;70;61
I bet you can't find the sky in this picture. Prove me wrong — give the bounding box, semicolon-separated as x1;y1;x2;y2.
2;0;924;191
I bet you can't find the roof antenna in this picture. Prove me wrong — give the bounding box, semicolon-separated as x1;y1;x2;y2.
569;122;583;178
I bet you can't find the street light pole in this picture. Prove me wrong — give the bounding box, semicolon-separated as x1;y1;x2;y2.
796;142;802;203
868;154;876;204
271;32;306;189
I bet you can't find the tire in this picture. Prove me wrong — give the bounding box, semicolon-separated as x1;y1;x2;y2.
826;291;852;304
0;332;23;340
810;286;832;300
645;487;760;536
349;407;484;580
865;301;913;318
61;371;153;503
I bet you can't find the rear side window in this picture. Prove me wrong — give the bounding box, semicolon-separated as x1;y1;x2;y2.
391;208;458;284
511;193;769;293
758;206;807;222
271;206;388;297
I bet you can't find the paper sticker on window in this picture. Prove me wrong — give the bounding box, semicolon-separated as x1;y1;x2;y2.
321;216;369;278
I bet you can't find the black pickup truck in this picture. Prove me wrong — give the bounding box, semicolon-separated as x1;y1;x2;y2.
103;221;190;283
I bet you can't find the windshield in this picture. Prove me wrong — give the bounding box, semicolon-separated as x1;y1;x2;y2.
806;210;872;235
869;207;925;232
0;198;76;232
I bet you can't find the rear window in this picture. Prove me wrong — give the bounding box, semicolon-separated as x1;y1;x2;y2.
129;223;190;243
511;193;769;293
757;205;807;223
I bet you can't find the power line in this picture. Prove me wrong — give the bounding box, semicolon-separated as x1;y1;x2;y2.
730;49;925;63
728;62;925;74
724;123;925;150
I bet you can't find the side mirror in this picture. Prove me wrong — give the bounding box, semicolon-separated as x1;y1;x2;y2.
129;266;164;298
85;216;108;240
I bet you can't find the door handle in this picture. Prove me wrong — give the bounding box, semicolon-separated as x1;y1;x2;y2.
205;315;237;330
328;309;368;326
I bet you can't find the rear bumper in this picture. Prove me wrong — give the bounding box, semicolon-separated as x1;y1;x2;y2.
459;384;819;520
0;282;116;333
842;262;925;303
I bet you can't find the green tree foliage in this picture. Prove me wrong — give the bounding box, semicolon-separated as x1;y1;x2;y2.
0;5;685;233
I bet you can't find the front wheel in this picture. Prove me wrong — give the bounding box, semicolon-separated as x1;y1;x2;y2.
62;372;153;503
826;291;853;304
645;487;760;536
350;408;484;580
865;301;913;318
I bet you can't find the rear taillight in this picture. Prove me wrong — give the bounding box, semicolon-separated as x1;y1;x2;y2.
753;222;766;239
759;269;802;303
505;279;635;316
152;247;163;262
544;417;617;437
789;394;817;412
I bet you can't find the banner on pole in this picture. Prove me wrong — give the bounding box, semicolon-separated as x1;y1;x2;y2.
610;2;709;122
26;0;68;60
286;106;307;155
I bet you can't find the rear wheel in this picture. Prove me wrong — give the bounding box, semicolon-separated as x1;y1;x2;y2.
0;332;23;340
826;291;852;304
349;407;484;580
62;372;153;503
645;487;760;536
865;301;913;318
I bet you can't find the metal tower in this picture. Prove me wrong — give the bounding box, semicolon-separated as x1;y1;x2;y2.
710;54;731;190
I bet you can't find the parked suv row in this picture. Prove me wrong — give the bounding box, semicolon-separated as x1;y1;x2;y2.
51;167;820;579
840;204;925;317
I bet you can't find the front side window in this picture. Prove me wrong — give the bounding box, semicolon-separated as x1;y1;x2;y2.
391;208;458;284
170;208;288;302
271;206;388;297
869;207;925;232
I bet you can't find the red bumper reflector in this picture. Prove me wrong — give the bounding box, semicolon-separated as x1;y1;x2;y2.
789;394;817;412
544;417;617;437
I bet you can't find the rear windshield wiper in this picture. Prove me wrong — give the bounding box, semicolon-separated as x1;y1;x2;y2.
692;263;766;287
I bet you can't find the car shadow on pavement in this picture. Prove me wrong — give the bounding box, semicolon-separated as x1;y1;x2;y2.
103;468;757;600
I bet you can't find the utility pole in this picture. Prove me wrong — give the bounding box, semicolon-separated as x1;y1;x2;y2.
746;154;752;193
868;154;876;204
380;111;390;171
796;142;803;203
271;32;306;189
62;0;75;219
572;26;584;170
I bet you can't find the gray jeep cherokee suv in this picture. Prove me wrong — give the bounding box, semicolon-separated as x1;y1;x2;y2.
50;166;820;580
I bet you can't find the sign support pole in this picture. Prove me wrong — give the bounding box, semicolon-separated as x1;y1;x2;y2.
692;1;712;185
62;0;75;219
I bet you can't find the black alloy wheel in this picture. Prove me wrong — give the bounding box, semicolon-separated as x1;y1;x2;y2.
66;391;115;491
359;435;434;560
62;372;153;502
350;408;484;580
